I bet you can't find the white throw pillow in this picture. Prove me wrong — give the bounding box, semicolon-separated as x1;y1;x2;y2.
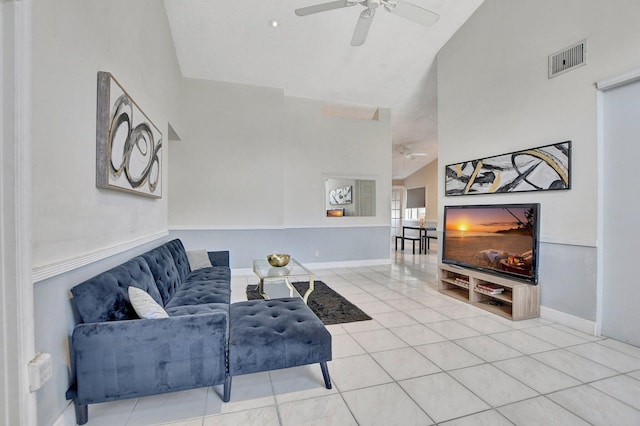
187;249;213;270
128;286;169;319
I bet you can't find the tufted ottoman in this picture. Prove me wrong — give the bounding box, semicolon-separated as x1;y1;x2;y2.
224;298;332;401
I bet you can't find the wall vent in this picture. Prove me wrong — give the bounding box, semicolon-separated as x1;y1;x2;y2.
548;40;586;78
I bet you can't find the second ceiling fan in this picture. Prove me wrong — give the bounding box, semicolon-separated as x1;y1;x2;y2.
295;0;440;46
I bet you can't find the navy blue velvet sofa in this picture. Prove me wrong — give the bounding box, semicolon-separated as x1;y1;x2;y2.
65;239;332;425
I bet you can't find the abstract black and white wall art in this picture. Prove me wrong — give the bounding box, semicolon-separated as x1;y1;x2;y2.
96;72;163;198
445;141;571;196
329;185;353;205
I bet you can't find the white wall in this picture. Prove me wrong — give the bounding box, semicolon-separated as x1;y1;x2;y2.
437;0;640;322
30;1;183;424
284;97;391;228
31;0;183;268
170;84;391;229
169;84;392;266
169;79;285;227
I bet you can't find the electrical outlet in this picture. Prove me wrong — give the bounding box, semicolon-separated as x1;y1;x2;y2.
28;352;52;392
314;250;320;257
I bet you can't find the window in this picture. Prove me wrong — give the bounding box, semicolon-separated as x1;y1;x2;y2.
406;187;425;208
405;207;426;221
405;187;426;221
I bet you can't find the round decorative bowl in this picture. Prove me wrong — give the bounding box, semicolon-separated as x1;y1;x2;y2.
267;253;290;267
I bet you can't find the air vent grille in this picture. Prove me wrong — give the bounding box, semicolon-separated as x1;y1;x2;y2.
548;40;586;78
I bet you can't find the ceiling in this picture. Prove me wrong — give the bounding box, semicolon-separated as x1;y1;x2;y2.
163;0;484;180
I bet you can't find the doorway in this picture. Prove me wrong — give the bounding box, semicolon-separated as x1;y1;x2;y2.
598;74;640;346
391;188;403;240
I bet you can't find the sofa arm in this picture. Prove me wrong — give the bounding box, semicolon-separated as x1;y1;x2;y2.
208;250;229;267
70;312;228;405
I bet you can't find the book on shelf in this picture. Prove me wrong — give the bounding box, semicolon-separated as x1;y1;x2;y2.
454;277;470;286
476;283;504;294
478;289;504;295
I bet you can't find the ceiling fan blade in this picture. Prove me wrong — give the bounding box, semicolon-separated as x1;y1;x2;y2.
387;1;439;26
351;8;375;46
295;0;356;16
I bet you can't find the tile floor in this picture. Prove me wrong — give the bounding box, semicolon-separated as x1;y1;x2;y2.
81;250;640;425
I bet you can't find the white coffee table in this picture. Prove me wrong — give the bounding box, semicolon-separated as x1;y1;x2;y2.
252;258;315;303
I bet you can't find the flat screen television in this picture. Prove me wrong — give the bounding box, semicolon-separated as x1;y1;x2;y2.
442;203;540;284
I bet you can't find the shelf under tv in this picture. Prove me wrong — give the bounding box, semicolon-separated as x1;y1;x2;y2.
438;264;540;321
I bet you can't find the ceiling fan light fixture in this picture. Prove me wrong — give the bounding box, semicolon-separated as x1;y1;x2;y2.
397;144;428;159
295;0;439;45
382;0;399;12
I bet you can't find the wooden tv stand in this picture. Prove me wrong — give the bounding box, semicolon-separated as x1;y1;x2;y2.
438;264;540;321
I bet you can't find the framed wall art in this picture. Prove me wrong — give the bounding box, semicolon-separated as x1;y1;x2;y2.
329;185;353;205
96;71;163;198
445;141;571;196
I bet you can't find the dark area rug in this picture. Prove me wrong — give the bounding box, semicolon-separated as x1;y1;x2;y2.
246;281;372;325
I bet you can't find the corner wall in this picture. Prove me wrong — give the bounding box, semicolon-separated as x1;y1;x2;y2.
169;82;392;266
2;1;36;424
30;1;183;424
437;0;640;322
31;0;182;268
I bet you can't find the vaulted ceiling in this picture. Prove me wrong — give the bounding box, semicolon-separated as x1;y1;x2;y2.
164;0;484;179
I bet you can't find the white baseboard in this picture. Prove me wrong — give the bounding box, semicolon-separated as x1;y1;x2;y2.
231;258;392;276
52;401;75;426
303;258;392;270
540;305;597;336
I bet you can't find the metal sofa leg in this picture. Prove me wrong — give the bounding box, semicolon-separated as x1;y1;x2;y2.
73;400;89;425
223;375;232;402
320;361;332;389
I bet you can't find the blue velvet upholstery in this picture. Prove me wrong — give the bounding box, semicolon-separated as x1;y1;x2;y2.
228;298;332;376
140;245;182;305
70;257;162;323
67;239;331;425
67;239;232;424
187;266;231;282
166;280;231;308
165;239;191;282
166;303;229;316
208;250;230;267
72;312;228;404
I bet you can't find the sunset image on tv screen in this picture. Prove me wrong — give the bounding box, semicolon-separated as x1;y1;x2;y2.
443;206;537;280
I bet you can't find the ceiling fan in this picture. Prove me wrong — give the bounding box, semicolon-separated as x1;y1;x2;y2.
295;0;440;46
395;145;428;160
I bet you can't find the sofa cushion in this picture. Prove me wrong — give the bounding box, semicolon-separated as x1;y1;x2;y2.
128;287;169;319
186;266;231;282
165;239;191;282
165;303;229;316
207;250;230;267
165;280;231;309
71;257;162;323
228;298;332;376
140;245;181;305
187;250;213;270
